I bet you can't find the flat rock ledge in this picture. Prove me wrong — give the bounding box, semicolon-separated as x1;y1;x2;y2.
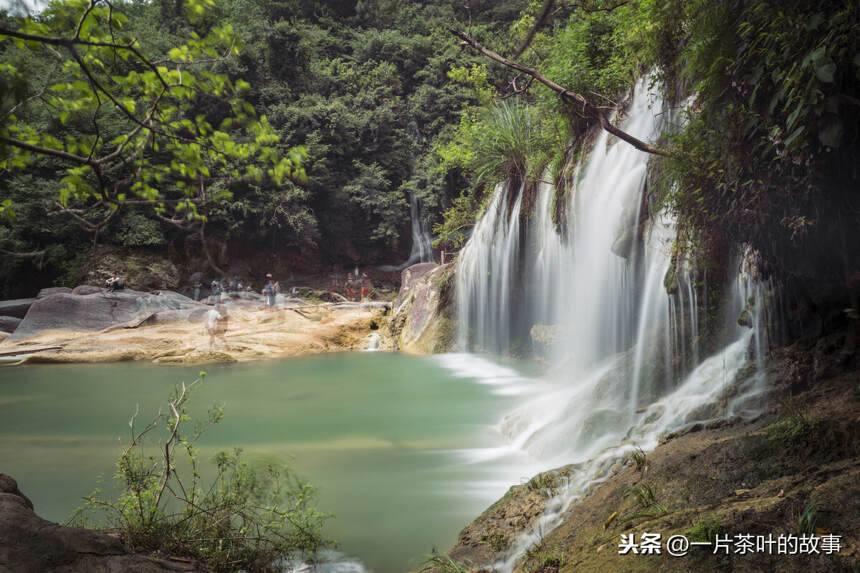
0;473;207;573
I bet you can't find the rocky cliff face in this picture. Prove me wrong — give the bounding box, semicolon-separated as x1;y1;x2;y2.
388;263;456;354
0;474;207;573
436;342;860;573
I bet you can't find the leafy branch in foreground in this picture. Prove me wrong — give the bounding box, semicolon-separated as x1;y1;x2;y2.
69;375;331;573
0;0;307;238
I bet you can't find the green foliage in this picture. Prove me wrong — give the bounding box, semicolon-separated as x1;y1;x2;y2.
482;531;510;552
437;101;553;188
630;447;647;471
69;377;331;572
526;471;561;498
0;1;305;218
433;190;483;249
419;552;473;573
797;501;819;535
540;3;644;107
0;1;524;296
651;0;860;284
622;482;669;519
767;396;821;441
114;211;166;247
447;64;496;106
686;518;721;543
524;543;566;572
342;161;405;244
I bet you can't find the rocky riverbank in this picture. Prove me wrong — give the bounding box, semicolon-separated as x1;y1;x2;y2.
0;287;391;365
0;473;209;572
437;343;860;573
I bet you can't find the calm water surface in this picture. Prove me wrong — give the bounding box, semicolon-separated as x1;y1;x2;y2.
0;352;539;572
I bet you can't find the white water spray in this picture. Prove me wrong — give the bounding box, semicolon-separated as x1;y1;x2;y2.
451;79;776;571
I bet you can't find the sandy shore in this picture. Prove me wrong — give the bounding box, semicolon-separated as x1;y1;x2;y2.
0;303;390;365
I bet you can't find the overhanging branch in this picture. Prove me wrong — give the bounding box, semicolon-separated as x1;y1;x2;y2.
450;29;670;157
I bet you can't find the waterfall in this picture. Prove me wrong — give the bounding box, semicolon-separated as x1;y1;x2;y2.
365;333;381;351
494;255;774;572
457;78;676;395
451;78;777;571
407;191;434;264
456;182;524;352
378;190;435;272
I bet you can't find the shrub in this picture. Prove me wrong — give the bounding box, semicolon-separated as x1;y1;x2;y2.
69;376;331;572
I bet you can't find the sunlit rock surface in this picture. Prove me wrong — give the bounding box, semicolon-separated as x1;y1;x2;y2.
389;262;456;354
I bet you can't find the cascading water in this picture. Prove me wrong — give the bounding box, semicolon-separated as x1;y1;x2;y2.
456;182;525;353
377;191;435;272
379;119;435;272
407;191;434;264
452;79;777;571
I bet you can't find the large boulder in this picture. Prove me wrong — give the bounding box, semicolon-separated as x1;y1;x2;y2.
0;316;21;334
0;473;205;572
37;287;73;298
71;285;102;295
388;263;456;354
144;307;211;325
0;299;35;319
393;262;437;314
10;290;206;340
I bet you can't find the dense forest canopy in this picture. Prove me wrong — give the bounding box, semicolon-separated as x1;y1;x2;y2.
1;0;858;316
0;0;521;295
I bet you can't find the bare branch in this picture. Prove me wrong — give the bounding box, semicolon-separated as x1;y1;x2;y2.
49;201;118;232
73;1;99;41
0;134;94;165
500;75;535;99
450;29;670;157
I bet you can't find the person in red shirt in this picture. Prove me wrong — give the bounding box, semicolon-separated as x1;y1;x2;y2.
360;272;372;300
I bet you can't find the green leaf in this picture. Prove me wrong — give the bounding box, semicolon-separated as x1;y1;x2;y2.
786;104;803;130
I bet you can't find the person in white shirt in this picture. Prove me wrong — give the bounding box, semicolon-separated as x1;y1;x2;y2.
206;306;225;348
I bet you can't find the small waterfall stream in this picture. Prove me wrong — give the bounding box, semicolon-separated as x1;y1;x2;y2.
453;79;776;571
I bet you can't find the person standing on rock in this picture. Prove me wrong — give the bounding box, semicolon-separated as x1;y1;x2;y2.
360;272;372;300
206;305;223;348
264;274;278;308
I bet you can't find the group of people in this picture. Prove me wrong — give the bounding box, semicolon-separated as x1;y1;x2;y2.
332;269;372;301
208;278;256;300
